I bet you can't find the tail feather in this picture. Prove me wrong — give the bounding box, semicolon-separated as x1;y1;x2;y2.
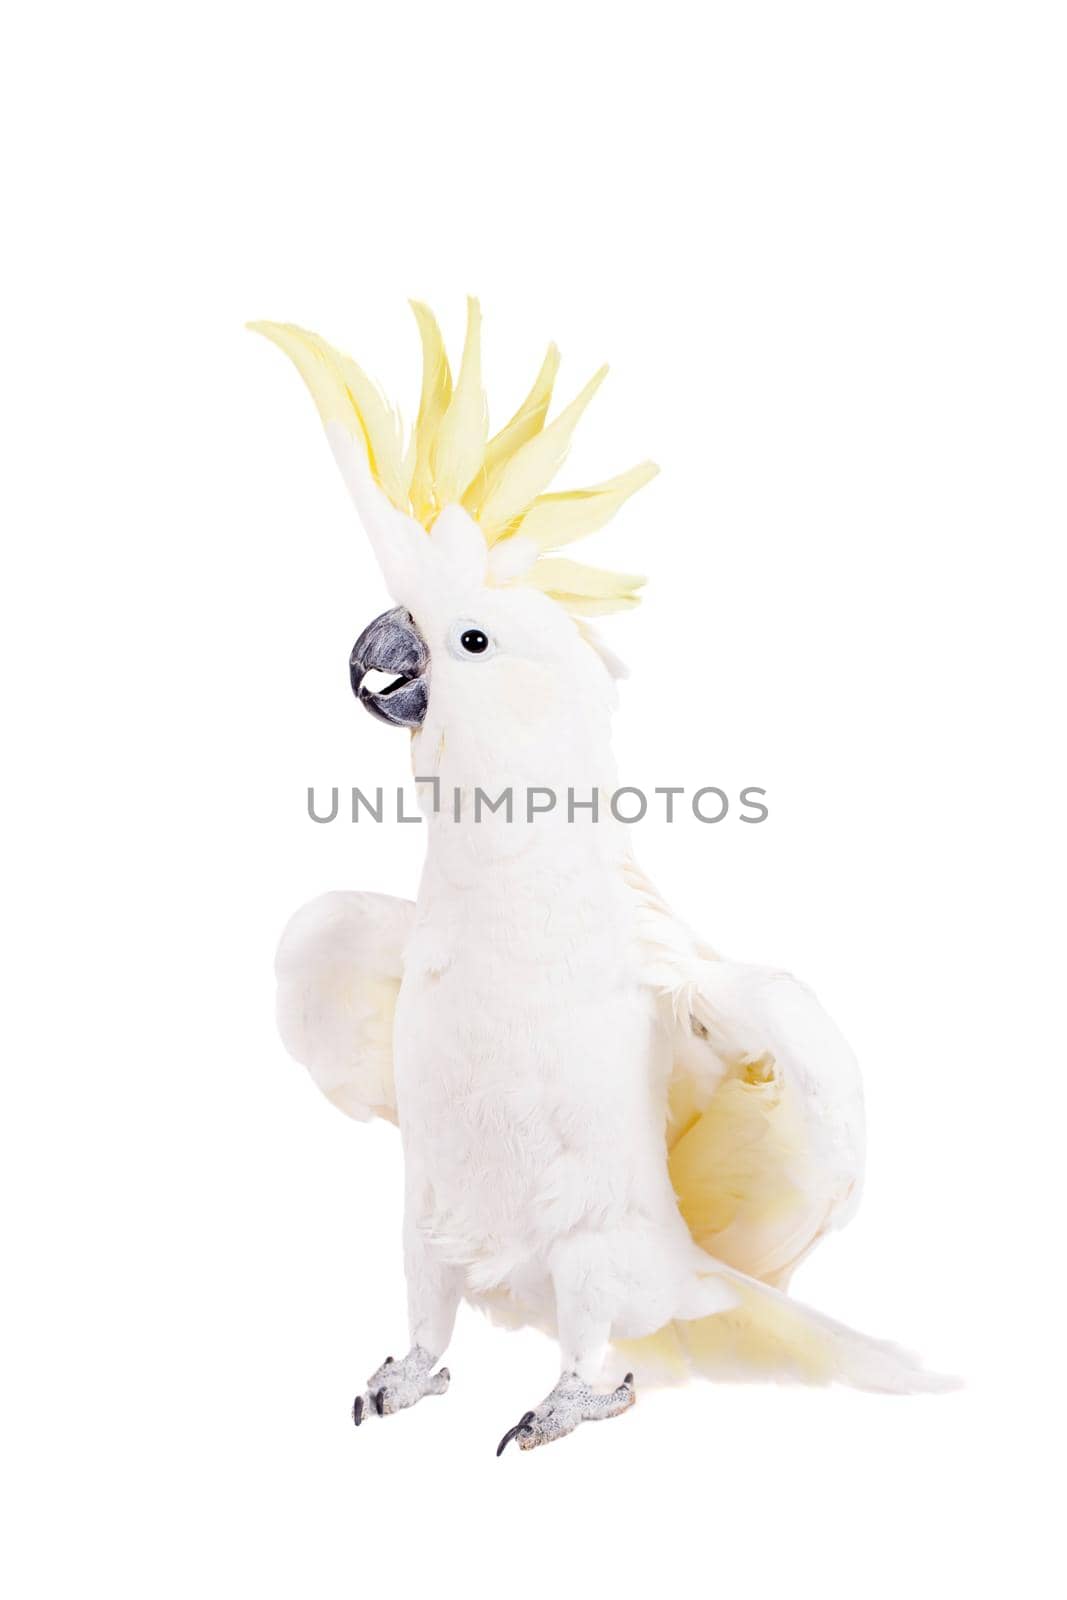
616;1266;958;1394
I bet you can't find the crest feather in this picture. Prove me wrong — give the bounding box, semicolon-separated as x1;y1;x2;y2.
250;303;657;616
408;301;453;524
464;343;560;516
514;461;660;553
248;322;408;508
431;298;488;507
519;556;646;616
477;366;608;541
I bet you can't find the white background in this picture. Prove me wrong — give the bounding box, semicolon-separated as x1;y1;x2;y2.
3;3;1064;1595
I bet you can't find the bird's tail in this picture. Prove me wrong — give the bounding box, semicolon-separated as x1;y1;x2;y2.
615;1263;958;1394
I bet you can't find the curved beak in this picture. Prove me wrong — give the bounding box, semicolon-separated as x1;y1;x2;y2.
349;607;429;728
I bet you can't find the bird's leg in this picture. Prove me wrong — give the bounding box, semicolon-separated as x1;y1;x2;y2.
496;1239;636;1454
496;1369;635;1454
352;1215;460;1427
353;1346;450;1424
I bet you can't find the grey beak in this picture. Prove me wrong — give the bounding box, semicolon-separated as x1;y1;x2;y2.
349;607;430;728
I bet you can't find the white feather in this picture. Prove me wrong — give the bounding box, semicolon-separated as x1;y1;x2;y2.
271;435;949;1398
275;891;411;1122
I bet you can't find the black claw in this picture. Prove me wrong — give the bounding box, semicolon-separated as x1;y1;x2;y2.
385;1355;394;1365
373;1388;385;1416
624;1373;634;1385
496;1410;536;1458
353;1395;364;1427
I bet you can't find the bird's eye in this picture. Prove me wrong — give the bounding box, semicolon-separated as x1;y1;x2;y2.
447;620;496;661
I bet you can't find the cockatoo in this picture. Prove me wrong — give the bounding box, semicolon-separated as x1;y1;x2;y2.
252;302;949;1453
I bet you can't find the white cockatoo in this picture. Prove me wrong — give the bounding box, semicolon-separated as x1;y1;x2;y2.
253;302;949;1453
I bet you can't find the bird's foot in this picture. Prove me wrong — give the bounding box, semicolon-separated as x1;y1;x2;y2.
352;1346;450;1426
496;1371;635;1455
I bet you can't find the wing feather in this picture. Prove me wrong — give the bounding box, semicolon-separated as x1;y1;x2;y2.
275;890;412;1124
625;857;865;1287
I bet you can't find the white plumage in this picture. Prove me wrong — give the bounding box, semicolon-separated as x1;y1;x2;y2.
257;304;951;1448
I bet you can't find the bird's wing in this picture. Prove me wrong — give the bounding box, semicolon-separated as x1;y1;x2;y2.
625;858;865;1288
275;890;413;1124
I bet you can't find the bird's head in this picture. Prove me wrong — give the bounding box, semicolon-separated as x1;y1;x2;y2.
251;301;657;787
345;505;631;788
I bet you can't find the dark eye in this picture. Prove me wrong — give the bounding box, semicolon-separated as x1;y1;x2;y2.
460;628;489;655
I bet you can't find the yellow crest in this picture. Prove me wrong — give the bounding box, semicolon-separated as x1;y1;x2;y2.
250;300;658;616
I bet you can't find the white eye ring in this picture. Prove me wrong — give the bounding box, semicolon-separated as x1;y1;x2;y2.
447;621;496;661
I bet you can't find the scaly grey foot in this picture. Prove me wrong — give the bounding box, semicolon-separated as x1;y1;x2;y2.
496;1371;635;1454
352;1346;450;1426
